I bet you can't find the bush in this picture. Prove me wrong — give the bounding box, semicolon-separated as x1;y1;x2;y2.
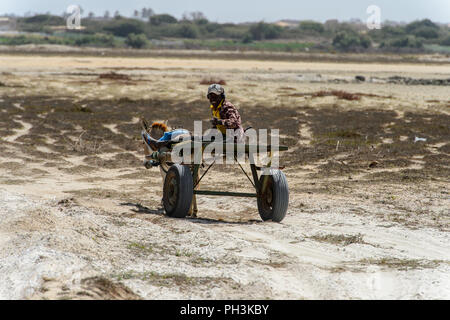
332;31;371;51
176;24;199;39
213;24;247;39
204;22;221;34
440;35;450;46
405;19;438;33
359;35;372;48
150;14;178;26
23;14;64;25
241;33;253;43
299;21;324;34
380;25;405;37
125;33;148;48
412;26;439;39
381;36;423;49
249;22;282;40
195;19;209;26
103;20;145;37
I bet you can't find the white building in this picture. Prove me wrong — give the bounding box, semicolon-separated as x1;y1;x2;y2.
0;17;16;31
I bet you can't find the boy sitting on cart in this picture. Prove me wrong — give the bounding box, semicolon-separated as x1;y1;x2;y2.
207;84;244;143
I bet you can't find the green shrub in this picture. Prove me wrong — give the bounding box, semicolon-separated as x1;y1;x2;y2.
405;19;439;33
103;19;145;37
125;33;149;48
149;14;178;26
440;35;450;46
74;34;116;47
249;22;282;40
381;36;423;49
299;21;325;34
412;26;439;39
332;31;371;51
23;14;64;25
176;24;199;39
204;22;221;33
241;33;253;44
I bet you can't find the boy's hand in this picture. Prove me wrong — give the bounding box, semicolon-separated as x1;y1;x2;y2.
210;117;223;126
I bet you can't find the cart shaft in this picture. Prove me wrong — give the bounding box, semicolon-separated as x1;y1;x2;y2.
194;190;257;197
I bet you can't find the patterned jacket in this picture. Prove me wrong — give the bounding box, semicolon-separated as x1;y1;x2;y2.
210;100;244;142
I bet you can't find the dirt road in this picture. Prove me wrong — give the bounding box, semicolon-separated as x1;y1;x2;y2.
0;53;449;299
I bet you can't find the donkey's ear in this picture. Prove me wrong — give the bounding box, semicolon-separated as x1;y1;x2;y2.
141;117;150;132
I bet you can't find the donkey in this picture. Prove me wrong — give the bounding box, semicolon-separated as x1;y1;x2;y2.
141;119;199;217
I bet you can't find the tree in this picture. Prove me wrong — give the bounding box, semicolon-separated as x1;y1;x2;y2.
104;11;110;19
241;33;253;43
413;26;439;39
176;24;198;38
104;20;146;37
299;21;324;34
125;33;149;48
141;8;154;19
150;14;178;26
182;11;208;24
405;19;438;33
332;31;372;51
23;14;64;25
381;35;423;49
440;35;450;46
249;22;282;40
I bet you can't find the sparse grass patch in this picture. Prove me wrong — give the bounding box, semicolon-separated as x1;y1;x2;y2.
251;259;288;268
127;242;154;254
112;270;240;291
359;258;447;270
189;256;212;265
199;77;226;85
0;178;28;185
67;188;134;200
175;249;193;257
310;233;366;246
312;90;361;101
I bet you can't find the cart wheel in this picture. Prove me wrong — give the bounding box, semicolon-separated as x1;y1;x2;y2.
163;164;193;218
257;169;289;222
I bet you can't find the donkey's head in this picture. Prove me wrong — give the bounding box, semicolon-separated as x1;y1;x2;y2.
144;122;167;151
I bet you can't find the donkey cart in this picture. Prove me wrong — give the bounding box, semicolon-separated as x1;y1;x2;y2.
148;140;289;222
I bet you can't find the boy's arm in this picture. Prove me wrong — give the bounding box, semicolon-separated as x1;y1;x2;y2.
220;103;242;129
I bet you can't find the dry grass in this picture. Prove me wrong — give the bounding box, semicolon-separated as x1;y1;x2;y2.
284;90;393;100
359;258;447;270
64;131;105;154
312;90;361;100
310;233;366;246
199;77;227;85
98;72;131;81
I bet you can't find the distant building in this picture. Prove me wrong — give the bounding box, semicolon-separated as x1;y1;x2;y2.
274;20;300;28
324;19;339;31
0;16;16;31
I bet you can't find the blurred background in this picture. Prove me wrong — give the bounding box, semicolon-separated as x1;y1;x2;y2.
0;0;449;53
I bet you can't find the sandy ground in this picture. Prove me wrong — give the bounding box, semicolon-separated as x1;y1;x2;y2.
0;52;449;300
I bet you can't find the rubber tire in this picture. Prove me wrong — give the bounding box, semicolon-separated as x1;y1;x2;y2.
257;169;289;222
163;164;193;218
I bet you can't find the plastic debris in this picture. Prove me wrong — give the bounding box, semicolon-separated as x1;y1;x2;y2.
414;136;427;143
